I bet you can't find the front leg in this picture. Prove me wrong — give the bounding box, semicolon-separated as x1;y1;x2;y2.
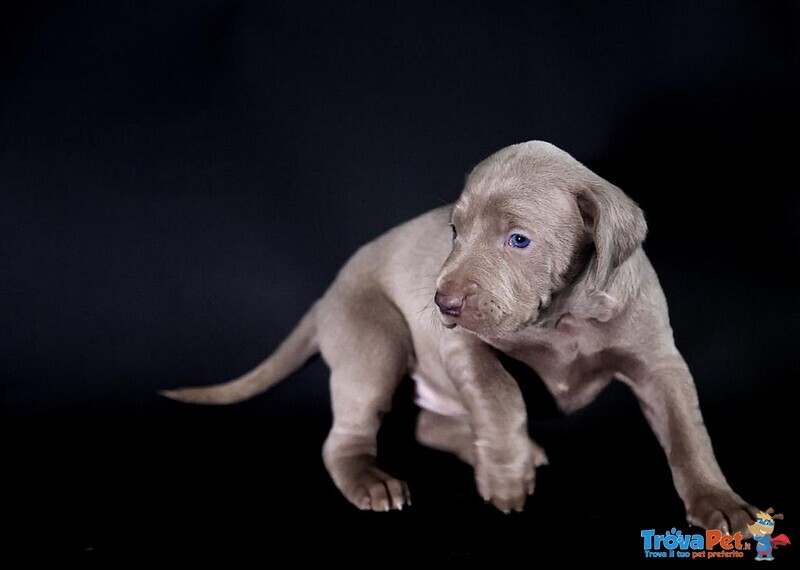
622;354;756;534
441;332;545;513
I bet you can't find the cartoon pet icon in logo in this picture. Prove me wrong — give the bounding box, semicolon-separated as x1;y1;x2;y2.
748;508;791;561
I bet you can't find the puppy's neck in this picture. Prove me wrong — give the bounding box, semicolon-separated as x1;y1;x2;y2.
535;248;642;327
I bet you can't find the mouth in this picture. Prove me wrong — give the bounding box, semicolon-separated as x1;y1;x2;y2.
760;529;767;535
439;313;458;329
439;307;461;317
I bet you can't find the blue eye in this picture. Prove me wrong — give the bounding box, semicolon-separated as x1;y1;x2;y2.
508;233;531;248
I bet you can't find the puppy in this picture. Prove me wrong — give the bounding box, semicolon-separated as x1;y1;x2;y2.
162;141;754;533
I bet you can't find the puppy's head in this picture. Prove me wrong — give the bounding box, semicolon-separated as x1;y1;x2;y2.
435;141;646;338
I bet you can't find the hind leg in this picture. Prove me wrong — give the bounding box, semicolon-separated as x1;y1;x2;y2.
319;295;412;511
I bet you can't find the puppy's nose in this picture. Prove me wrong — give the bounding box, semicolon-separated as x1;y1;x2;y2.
434;290;464;317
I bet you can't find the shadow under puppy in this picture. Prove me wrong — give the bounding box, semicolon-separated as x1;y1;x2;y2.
162;141;755;534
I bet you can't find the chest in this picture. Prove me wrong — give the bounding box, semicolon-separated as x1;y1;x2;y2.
494;316;622;411
512;316;604;369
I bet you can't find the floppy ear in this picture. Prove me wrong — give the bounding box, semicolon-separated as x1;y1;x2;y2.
575;177;647;291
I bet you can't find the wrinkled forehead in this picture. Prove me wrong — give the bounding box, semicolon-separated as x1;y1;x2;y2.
452;176;577;232
452;145;591;232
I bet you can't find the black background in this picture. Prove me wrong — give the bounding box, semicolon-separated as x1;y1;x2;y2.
2;0;798;562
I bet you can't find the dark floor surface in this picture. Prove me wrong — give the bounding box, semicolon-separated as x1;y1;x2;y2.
6;363;797;563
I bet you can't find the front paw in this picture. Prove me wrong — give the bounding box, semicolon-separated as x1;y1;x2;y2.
686;488;757;536
474;439;543;514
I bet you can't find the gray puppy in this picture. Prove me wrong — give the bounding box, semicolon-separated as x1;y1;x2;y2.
163;141;754;534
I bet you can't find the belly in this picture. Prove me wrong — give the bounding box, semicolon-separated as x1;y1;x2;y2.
411;373;467;416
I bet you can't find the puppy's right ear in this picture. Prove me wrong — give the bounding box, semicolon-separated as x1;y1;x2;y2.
575;177;647;291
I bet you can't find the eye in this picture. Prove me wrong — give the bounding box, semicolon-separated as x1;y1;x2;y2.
450;223;457;240
508;233;531;249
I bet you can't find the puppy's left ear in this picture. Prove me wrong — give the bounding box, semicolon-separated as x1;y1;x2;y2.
575;177;647;290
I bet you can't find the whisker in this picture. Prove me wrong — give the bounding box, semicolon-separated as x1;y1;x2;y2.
425;307;440;329
416;299;435;316
410;293;437;306
416;299;446;332
409;285;436;294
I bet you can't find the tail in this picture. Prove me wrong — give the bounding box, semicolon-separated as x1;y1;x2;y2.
159;304;319;405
